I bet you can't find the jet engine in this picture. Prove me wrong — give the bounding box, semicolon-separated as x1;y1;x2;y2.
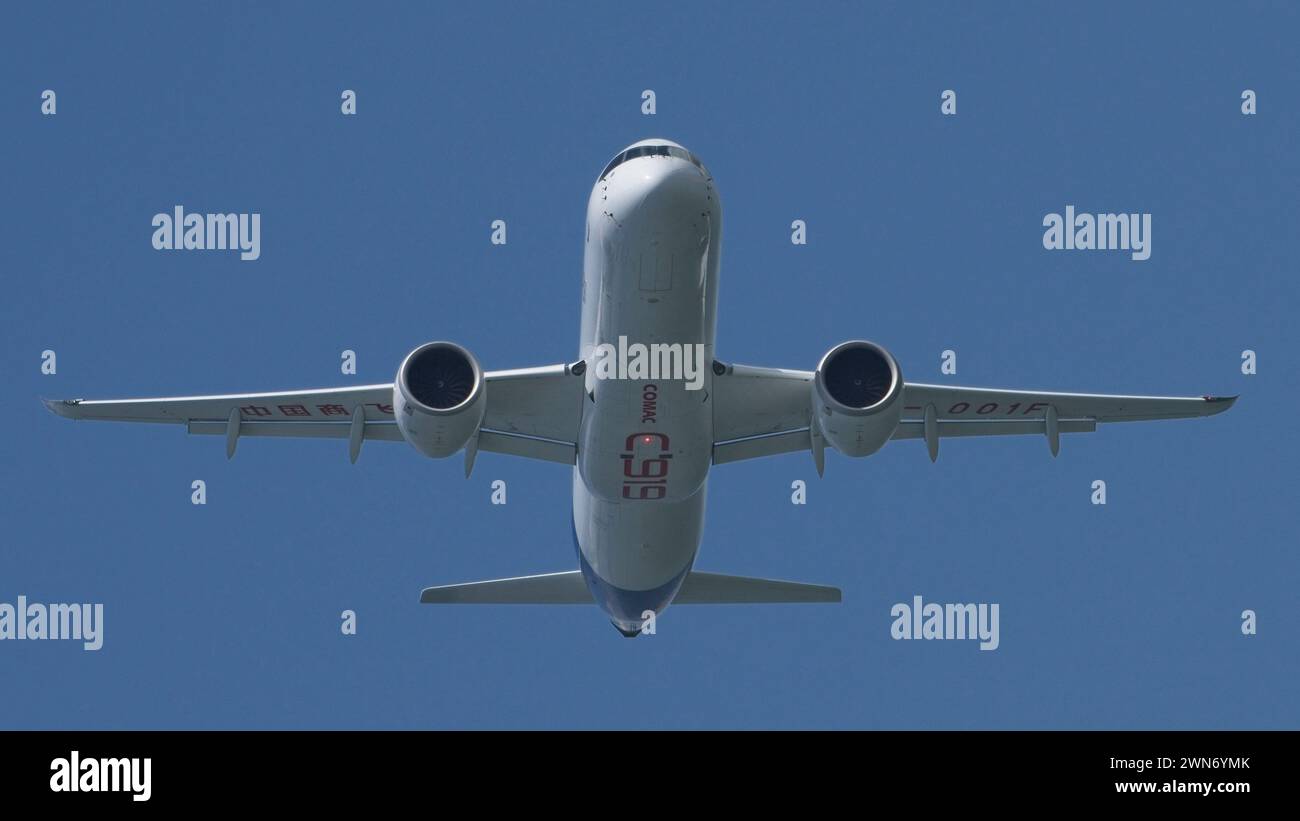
394;342;485;459
812;340;903;457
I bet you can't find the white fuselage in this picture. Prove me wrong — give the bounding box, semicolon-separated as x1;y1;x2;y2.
573;139;722;633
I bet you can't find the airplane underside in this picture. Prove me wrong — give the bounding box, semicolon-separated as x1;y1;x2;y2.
43;137;1237;637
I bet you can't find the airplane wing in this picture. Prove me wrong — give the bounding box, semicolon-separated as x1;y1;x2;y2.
42;364;584;466
711;364;1237;465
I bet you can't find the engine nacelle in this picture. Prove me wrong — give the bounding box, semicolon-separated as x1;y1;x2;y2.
394;342;485;459
813;340;903;457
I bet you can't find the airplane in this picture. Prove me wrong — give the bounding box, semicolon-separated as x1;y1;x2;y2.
44;138;1237;637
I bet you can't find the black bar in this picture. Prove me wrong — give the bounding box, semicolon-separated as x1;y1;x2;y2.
2;730;1288;807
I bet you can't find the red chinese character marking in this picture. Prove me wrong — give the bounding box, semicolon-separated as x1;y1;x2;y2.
241;405;272;417
278;404;311;417
317;404;349;416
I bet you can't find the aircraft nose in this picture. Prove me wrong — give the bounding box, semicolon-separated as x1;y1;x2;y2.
623;159;708;222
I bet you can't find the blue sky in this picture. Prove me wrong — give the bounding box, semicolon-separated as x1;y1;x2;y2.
2;1;1296;728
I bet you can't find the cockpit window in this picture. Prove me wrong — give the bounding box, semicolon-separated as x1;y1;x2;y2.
599;154;622;179
598;145;707;181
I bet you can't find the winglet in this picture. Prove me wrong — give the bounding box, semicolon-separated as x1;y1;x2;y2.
42;398;81;419
1202;395;1239;416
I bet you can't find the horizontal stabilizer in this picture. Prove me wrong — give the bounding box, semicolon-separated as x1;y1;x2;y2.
674;571;841;604
419;570;842;606
420;571;591;604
